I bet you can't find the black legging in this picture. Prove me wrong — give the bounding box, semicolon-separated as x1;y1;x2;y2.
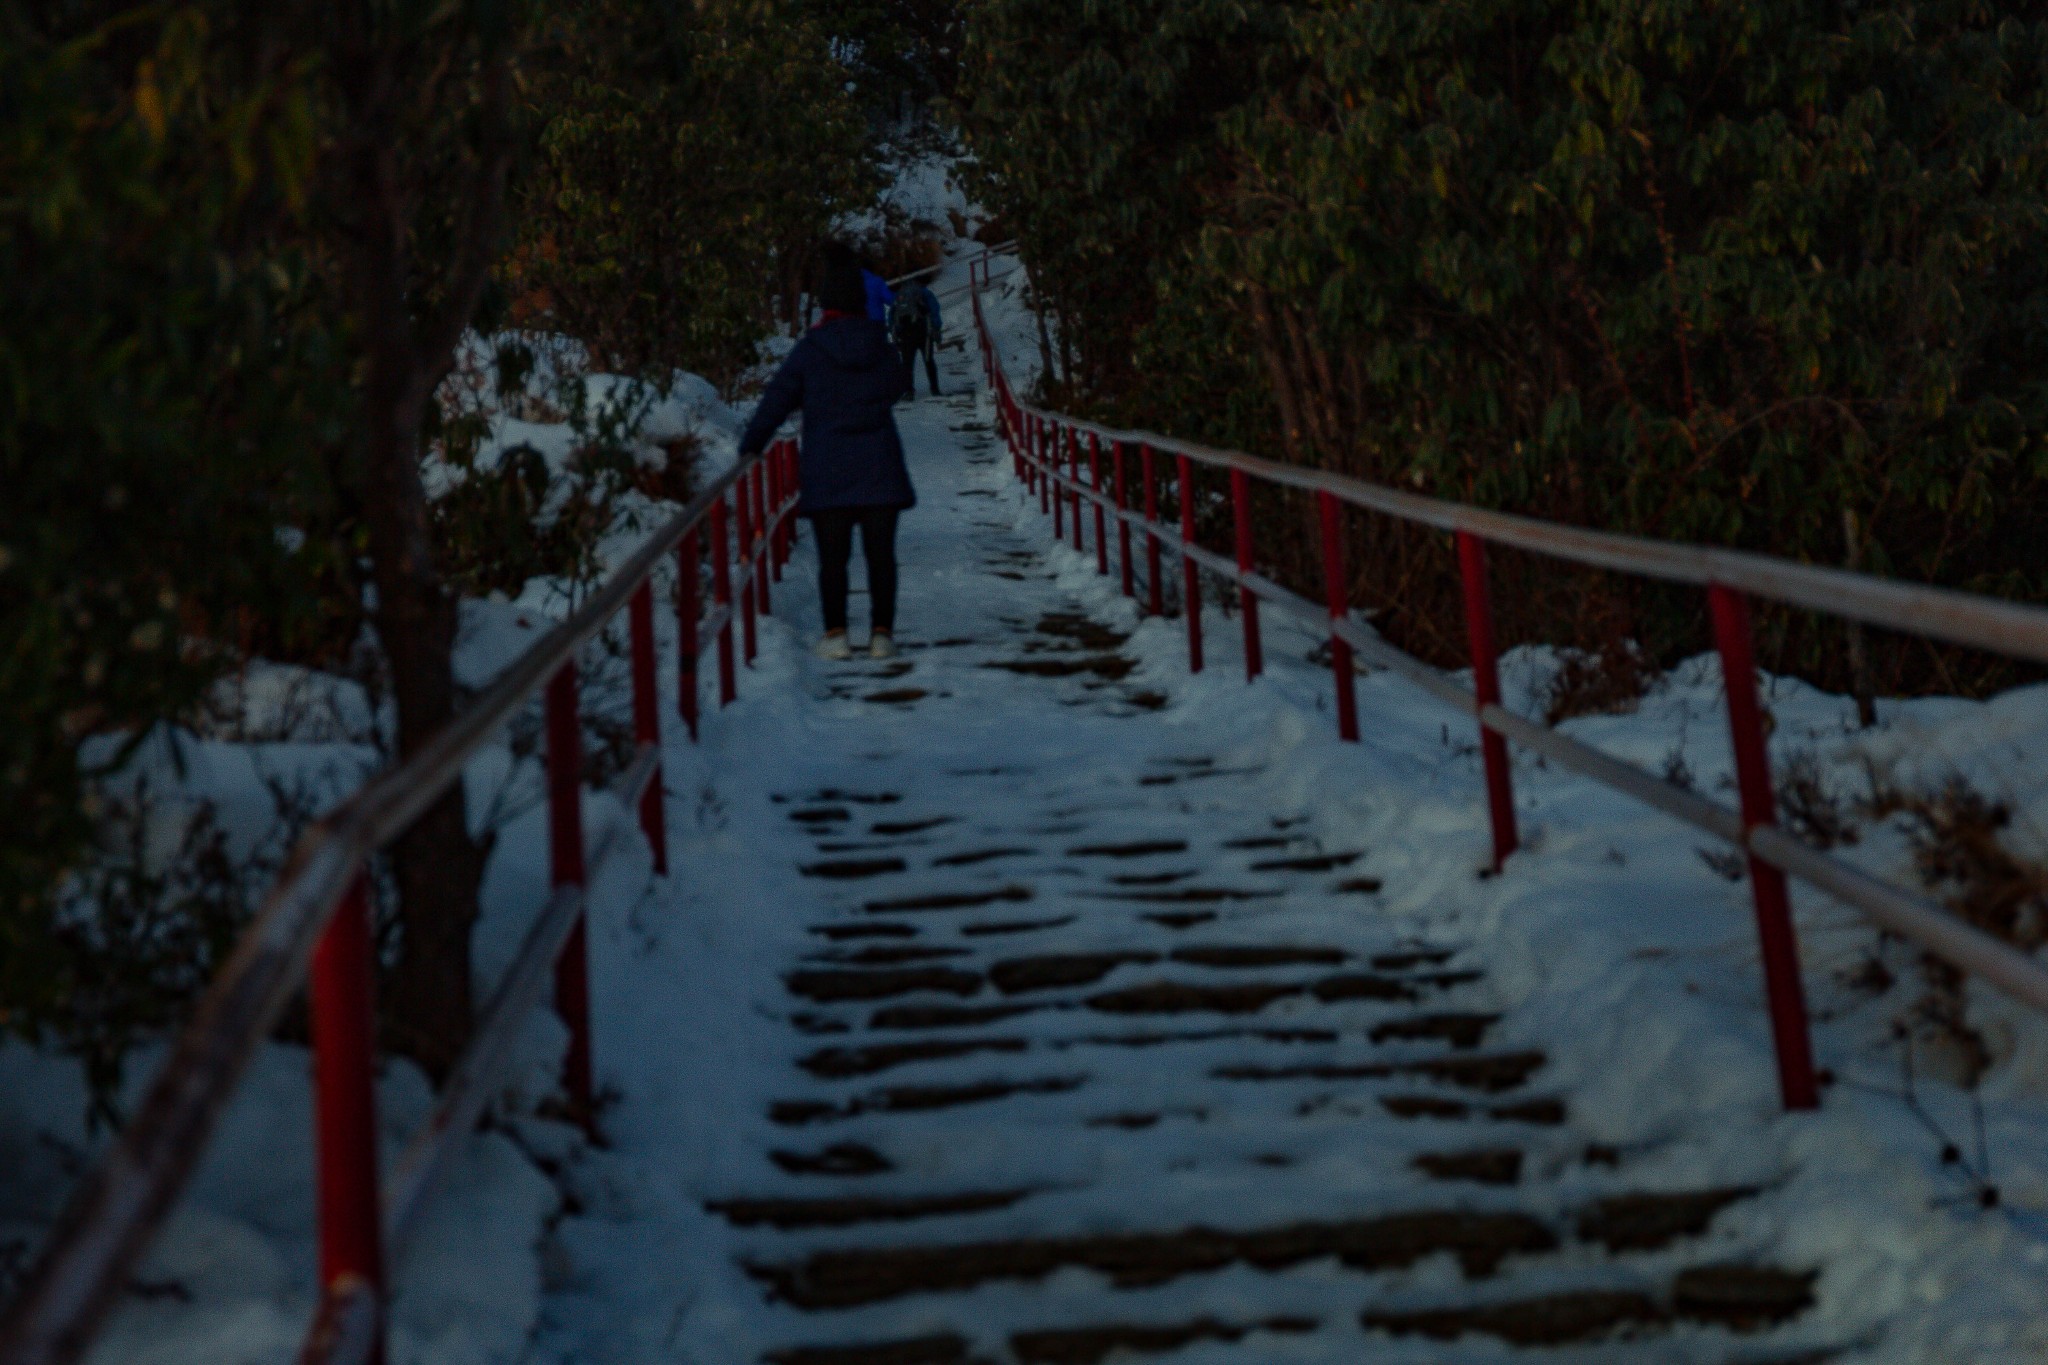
811;506;901;633
897;323;940;395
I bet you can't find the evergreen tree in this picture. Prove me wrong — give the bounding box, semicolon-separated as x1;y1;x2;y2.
963;0;2048;691
0;1;345;1068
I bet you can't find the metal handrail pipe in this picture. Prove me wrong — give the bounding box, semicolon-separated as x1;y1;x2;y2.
0;448;772;1365
0;829;367;1365
1749;827;2048;1015
1008;404;2048;667
379;740;653;1266
999;347;2048;1017
887;241;1018;288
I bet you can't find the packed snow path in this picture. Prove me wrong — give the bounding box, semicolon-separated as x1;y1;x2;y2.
525;304;1830;1364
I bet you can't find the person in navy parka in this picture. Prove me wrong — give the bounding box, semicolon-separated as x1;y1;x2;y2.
738;255;914;661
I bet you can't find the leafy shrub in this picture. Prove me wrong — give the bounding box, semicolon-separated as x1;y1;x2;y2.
964;0;2048;695
509;0;876;384
0;2;342;1052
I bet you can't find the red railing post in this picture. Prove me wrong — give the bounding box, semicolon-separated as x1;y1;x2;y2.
710;496;737;705
1010;397;1024;481
735;482;758;665
627;579;668;875
311;874;385;1365
751;462;771;618
676;529;700;740
1142;444;1164;618
784;442;797;564
1318;490;1360;741
782;439;798;564
781;442;800;570
1037;417;1051;516
1178;453;1203;674
1089;433;1108;575
1114;441;1134;599
1457;531;1518;871
766;448;784;582
765;446;781;573
1068;428;1084;554
1710;584;1821;1112
545;662;596;1136
1051;421;1066;539
1231;469;1262;681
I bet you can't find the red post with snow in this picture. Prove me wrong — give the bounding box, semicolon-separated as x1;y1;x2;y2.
710;498;736;705
1178;453;1203;674
1035;418;1050;516
1457;532;1517;871
309;875;386;1364
1142;444;1164;619
676;530;700;738
750;463;770;618
1068;427;1083;553
1089;433;1108;576
628;580;667;874
736;484;758;664
1318;491;1359;742
1709;584;1820;1112
1232;468;1262;681
1113;442;1134;599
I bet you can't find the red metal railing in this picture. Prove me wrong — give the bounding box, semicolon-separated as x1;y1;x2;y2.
971;270;2048;1116
0;437;805;1365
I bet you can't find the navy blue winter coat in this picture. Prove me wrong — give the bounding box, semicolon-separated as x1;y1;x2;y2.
738;317;916;514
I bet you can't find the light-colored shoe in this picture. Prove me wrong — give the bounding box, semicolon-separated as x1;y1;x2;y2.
815;633;852;661
869;632;897;660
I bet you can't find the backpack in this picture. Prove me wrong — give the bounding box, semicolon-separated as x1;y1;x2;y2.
889;288;925;341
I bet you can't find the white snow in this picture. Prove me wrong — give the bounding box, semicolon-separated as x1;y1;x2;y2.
11;179;2048;1365
512;251;2048;1362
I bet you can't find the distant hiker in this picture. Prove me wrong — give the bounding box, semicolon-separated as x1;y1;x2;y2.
739;255;914;661
890;281;944;399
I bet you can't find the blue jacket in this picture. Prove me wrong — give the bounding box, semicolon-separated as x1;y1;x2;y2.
918;285;942;334
738;317;915;513
862;270;893;324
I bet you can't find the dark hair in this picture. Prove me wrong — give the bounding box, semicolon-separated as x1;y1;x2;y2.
819;259;867;315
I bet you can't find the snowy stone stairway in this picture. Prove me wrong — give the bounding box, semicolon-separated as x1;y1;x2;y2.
727;774;1820;1363
523;288;1848;1364
625;323;1831;1365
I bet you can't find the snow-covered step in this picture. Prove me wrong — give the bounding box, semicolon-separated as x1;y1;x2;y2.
519;268;1846;1365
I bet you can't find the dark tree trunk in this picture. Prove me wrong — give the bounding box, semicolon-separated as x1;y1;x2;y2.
331;25;515;1080
360;349;486;1080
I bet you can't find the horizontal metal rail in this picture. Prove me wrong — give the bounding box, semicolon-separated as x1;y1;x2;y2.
1003;397;2048;670
973;268;2048;1064
0;434;804;1365
887;240;1017;289
380;741;655;1264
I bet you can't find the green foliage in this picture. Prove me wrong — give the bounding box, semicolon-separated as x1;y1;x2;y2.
1;0;918;1102
958;0;1290;399
58;784;289;1129
511;0;877;385
430;342;658;597
966;0;2048;689
0;2;343;1049
798;0;965;109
